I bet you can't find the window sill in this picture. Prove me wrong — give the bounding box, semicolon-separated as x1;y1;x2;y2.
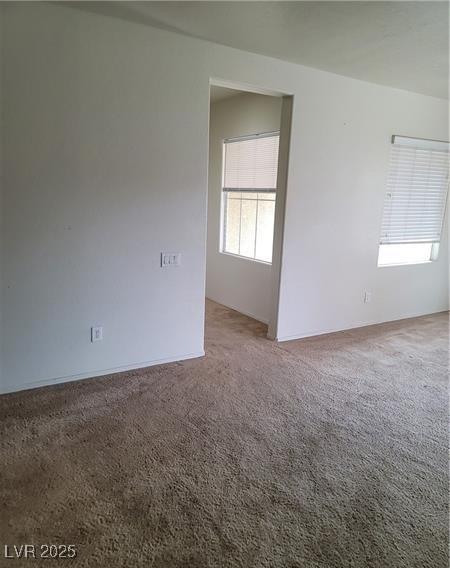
378;260;433;268
219;251;272;266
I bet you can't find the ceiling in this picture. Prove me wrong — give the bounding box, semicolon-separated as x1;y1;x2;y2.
67;1;449;99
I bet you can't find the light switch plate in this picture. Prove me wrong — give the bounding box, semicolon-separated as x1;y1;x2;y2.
161;252;181;267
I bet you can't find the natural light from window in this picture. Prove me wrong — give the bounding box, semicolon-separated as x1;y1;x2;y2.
221;132;279;263
378;243;435;266
377;135;449;267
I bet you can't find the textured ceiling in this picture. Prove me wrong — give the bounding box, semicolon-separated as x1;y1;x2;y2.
67;1;449;99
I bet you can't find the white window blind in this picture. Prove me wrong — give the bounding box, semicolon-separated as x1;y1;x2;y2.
221;132;279;263
380;136;449;245
223;133;279;191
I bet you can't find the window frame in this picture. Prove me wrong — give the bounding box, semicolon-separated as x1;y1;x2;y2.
377;135;449;268
219;131;280;265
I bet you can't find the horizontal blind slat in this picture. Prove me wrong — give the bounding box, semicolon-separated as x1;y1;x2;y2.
223;134;280;190
379;141;449;245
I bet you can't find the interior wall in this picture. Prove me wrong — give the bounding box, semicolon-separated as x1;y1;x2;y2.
1;3;448;393
1;3;209;393
277;90;449;340
207;92;282;323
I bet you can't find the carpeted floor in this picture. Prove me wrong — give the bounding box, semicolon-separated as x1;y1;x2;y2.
0;300;448;568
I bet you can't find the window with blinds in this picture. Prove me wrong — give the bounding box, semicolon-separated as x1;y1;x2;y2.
221;133;279;263
378;135;449;266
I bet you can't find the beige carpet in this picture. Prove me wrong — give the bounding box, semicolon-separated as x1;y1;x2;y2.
0;300;448;567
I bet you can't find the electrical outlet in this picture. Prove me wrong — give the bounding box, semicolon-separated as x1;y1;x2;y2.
91;326;103;342
364;291;372;304
161;252;181;267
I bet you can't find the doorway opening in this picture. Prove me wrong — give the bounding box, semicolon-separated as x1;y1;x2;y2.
206;81;293;339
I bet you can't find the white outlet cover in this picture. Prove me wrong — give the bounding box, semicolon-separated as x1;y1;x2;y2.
91;326;103;342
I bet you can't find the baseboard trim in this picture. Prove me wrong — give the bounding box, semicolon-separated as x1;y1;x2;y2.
0;351;205;396
276;309;449;342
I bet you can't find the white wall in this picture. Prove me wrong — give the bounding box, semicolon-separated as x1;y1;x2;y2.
207;93;282;323
277;84;449;339
1;3;448;392
1;3;209;393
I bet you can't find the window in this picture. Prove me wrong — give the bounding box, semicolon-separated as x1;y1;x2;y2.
221;132;279;263
378;135;449;266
